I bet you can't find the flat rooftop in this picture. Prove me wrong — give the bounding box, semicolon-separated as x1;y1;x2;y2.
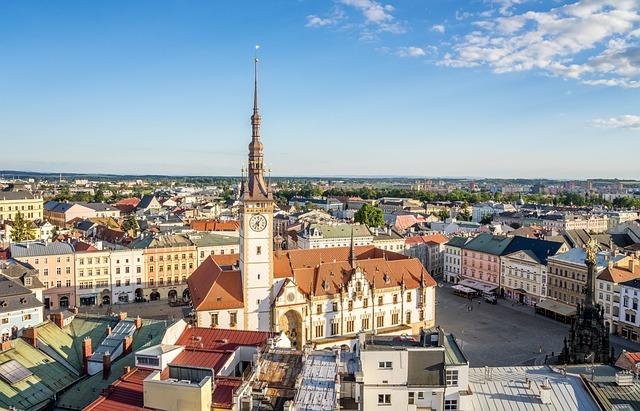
294;351;338;411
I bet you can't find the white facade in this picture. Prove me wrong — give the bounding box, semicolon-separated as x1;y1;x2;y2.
195;307;244;330
618;283;640;340
0;305;43;341
444;244;462;283
501;251;547;306
110;248;144;304
596;276;619;334
239;201;274;331
357;332;468;411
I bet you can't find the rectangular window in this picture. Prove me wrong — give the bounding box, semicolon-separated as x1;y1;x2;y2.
43;268;49;276
346;319;354;333
377;314;384;328
418;392;424;399
65;279;71;287
378;296;383;305
377;394;391;405
315;324;324;338
348;300;353;311
378;361;392;369
406;292;412;302
408;392;415;405
363;298;368;308
211;313;218;327
316;304;322;315
444;400;458;410
446;370;459;385
256;246;262;255
66;266;71;274
332;302;338;311
230;312;237;326
331;322;339;335
406;311;412;324
391;312;399;325
362;317;369;330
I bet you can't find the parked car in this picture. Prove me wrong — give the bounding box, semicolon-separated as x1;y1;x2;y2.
483;292;497;304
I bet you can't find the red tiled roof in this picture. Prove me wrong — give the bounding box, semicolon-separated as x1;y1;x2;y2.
84;368;151;411
597;259;640;283
170;349;229;373
190;220;239;232
213;377;242;408
115;198;141;207
394;214;426;231
73;241;98;252
624;351;640;364
187;256;244;311
176;327;272;351
405;233;449;247
274;246;434;297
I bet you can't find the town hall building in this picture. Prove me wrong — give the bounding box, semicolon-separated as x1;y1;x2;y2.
187;59;437;349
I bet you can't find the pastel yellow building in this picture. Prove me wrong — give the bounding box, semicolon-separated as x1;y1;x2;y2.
0;191;44;223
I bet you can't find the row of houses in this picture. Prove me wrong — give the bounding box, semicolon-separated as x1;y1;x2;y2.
3;232;240;311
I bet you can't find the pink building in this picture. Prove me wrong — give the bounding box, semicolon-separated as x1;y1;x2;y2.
9;241;76;309
460;233;512;293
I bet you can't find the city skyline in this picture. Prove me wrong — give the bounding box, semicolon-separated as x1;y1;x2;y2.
1;0;639;178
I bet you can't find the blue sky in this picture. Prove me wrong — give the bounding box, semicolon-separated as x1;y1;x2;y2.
1;0;638;179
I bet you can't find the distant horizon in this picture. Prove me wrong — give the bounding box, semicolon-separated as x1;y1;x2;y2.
1;169;638;183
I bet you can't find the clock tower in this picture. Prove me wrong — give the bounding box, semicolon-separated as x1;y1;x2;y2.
239;55;275;331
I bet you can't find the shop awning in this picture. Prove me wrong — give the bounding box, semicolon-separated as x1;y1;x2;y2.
536;299;576;317
458;279;497;294
452;284;476;294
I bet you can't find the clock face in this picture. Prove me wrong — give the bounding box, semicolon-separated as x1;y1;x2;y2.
249;214;268;232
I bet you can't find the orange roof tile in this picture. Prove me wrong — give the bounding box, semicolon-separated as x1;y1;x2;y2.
187;256;243;311
190;219;239;232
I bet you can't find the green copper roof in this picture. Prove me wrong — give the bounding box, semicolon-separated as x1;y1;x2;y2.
55;318;170;410
0;338;79;411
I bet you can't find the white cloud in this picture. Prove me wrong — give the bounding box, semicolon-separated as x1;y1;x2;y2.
396;46;427;57
306;15;337;28
306;0;407;35
431;24;445;34
592;114;640;129
305;7;346;28
441;0;640;88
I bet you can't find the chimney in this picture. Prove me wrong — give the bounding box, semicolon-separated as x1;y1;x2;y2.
134;316;142;330
540;378;552;404
82;337;93;375
629;259;638;274
51;312;64;328
22;327;37;347
102;352;111;380
118;312;127;321
123;335;133;355
106;326;112;336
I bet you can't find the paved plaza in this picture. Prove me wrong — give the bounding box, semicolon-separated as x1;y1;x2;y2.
436;285;640;367
76;300;191;321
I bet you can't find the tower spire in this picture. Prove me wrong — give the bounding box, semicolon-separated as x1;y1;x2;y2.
242;46;271;200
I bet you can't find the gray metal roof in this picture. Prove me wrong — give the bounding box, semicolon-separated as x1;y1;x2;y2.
9;241;74;257
294;351;338;411
407;350;445;386
468;366;599;411
0;191;37;201
549;248;626;268
568;364;640;410
0;276;42;314
88;320;136;362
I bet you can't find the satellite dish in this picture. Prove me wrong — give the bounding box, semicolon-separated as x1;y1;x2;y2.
438;282;445;288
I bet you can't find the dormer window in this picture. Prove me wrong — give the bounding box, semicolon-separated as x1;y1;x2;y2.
322;280;329;291
25;278;32;287
383;274;390;284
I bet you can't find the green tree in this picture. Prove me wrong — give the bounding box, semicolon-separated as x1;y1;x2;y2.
121;215;140;235
354;203;384;227
480;213;493;225
436;209;450;221
457;207;472;222
94;188;106;203
10;212;36;242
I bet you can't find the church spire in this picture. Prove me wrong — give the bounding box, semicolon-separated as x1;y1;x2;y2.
242;47;271;201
